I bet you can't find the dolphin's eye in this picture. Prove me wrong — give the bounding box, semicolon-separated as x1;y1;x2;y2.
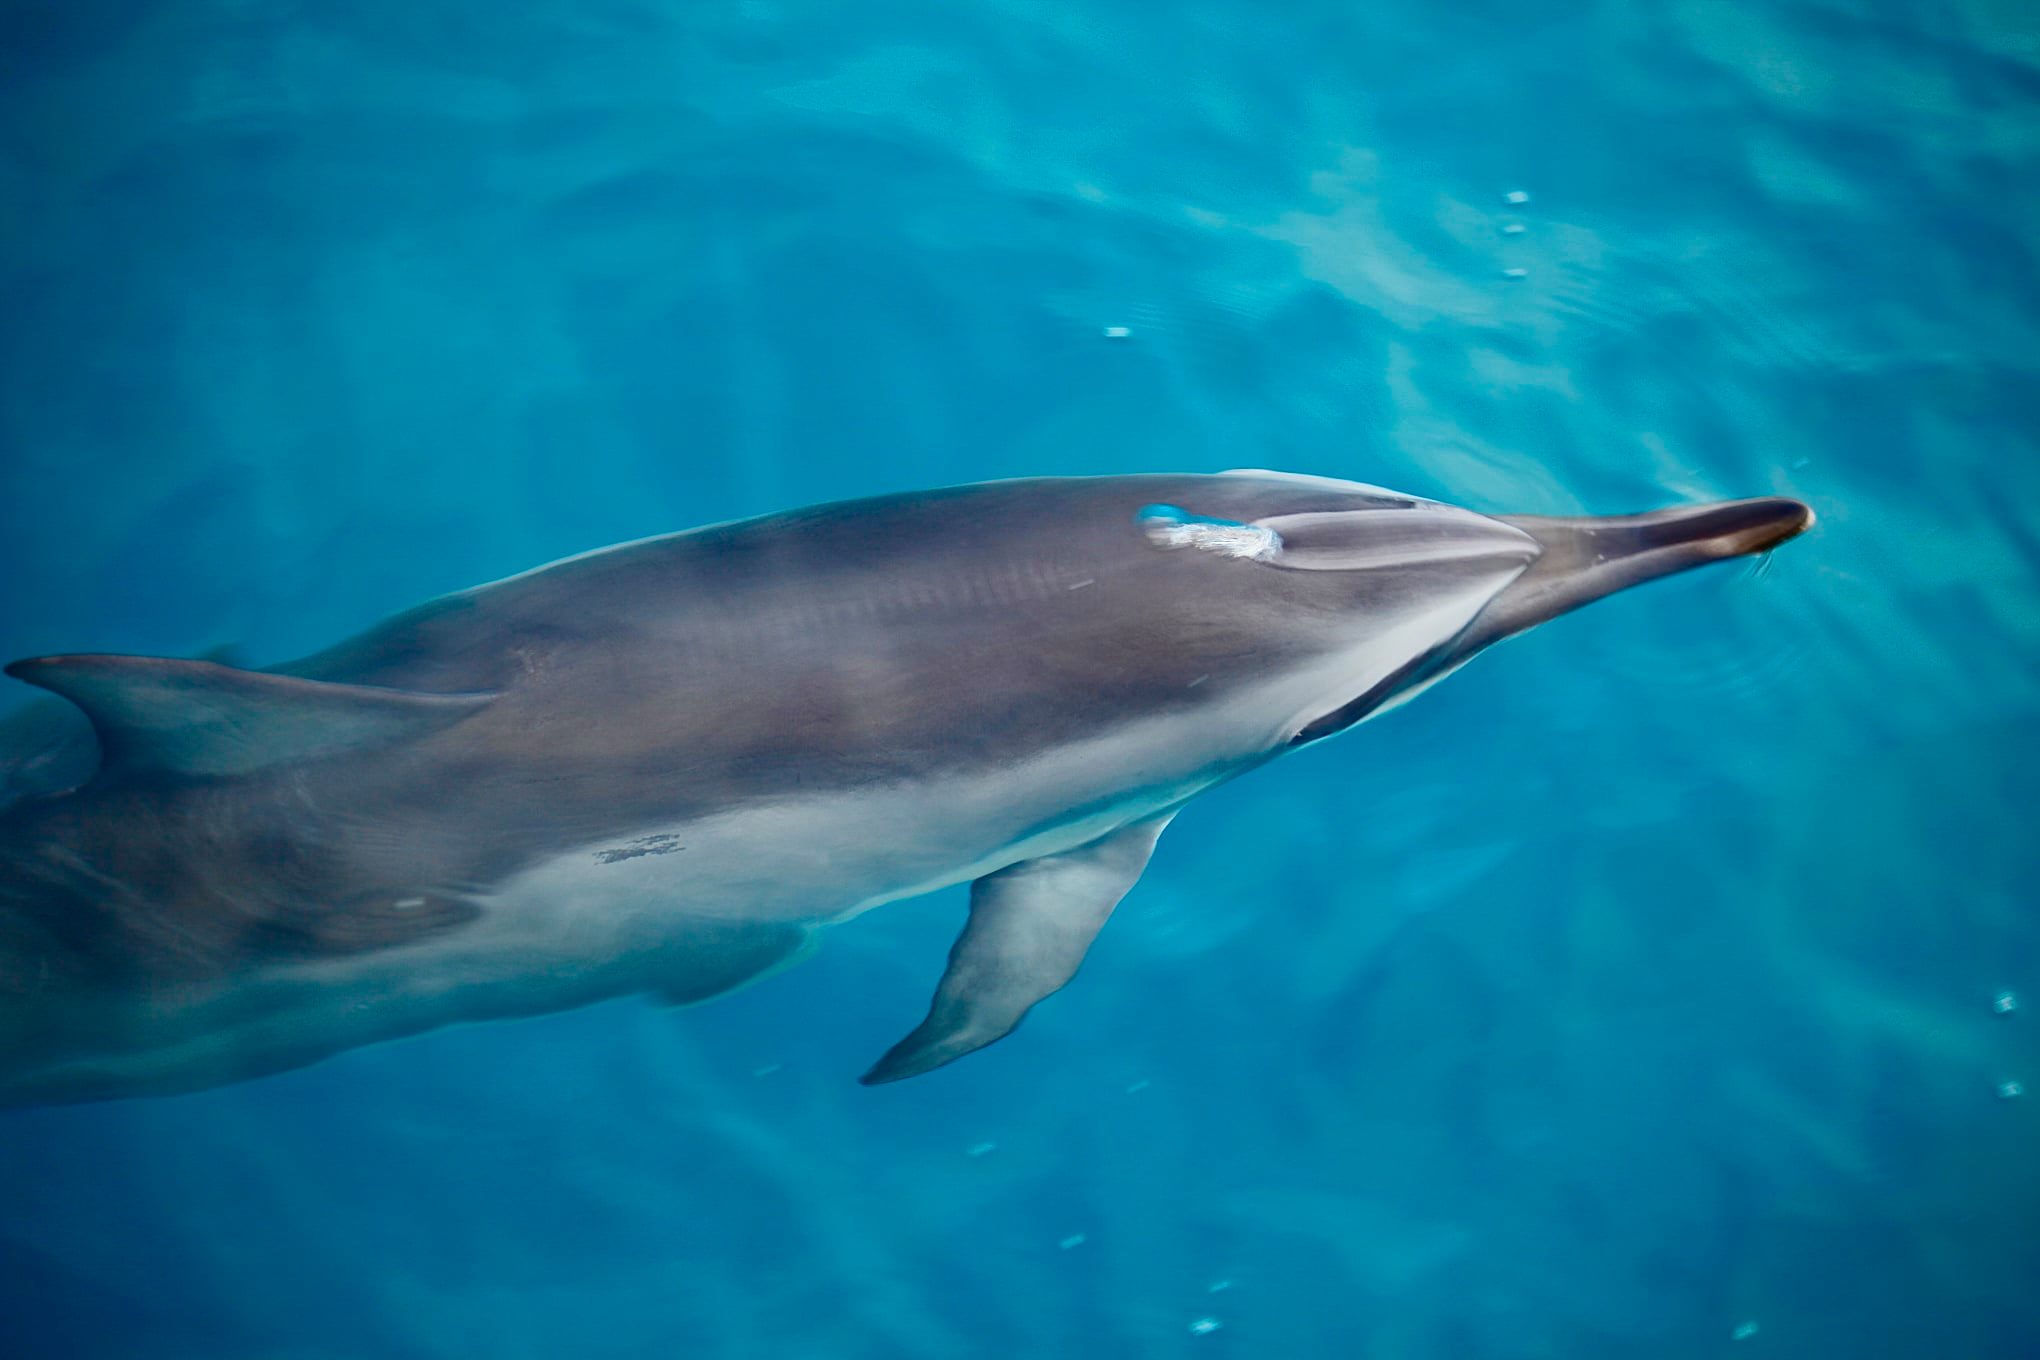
1135;505;1283;562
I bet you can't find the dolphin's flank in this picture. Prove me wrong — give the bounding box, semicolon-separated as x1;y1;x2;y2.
0;472;1812;1106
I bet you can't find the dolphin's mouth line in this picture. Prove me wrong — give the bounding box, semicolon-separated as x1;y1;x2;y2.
1609;496;1815;558
1287;495;1815;748
1450;496;1815;659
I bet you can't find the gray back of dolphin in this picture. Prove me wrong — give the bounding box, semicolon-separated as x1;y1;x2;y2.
0;472;1810;1105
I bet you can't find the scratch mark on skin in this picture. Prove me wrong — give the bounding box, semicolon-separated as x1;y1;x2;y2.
1136;505;1283;562
594;835;685;864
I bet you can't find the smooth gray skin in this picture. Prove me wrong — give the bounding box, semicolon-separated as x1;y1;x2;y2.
0;472;1811;1106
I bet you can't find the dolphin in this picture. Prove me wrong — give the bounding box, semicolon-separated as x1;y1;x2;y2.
0;471;1811;1105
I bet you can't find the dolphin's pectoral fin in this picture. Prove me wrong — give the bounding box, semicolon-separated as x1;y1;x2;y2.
861;814;1173;1085
652;923;817;1008
3;654;495;780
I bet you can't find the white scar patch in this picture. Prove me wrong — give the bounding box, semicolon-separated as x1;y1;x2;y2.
1138;505;1283;562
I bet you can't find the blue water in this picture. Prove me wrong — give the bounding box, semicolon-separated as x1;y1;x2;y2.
2;2;2037;1355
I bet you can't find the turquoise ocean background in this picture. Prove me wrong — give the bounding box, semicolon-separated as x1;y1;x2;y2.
2;1;2037;1355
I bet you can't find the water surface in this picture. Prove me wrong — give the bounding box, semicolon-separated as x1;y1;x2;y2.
1;2;2036;1356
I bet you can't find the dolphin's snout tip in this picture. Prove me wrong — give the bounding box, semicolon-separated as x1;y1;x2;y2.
1634;495;1815;560
1762;495;1815;535
1468;493;1818;656
1733;496;1816;554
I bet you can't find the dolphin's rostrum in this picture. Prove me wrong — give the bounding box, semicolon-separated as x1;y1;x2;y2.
0;472;1812;1105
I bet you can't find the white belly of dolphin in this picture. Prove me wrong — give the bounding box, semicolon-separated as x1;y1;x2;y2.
380;570;1522;1000
0;513;1524;1104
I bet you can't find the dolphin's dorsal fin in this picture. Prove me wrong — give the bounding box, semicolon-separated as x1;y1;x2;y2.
2;654;495;780
861;813;1173;1084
